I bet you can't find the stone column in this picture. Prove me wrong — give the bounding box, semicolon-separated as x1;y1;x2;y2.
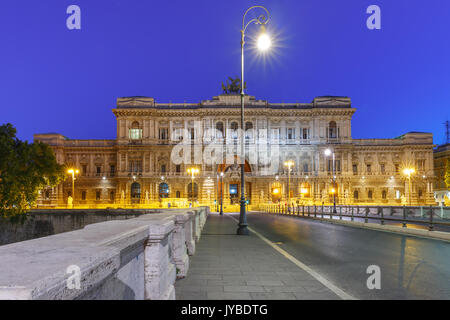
144;220;176;300
172;215;190;278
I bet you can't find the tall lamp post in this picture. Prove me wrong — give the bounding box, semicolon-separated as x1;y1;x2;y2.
220;172;224;215
67;168;79;205
324;148;337;213
237;5;272;235
187;167;199;207
284;160;294;210
403;168;415;206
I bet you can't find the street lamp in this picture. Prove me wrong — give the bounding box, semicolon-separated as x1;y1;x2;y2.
220;172;224;215
403;167;415;206
284;160;294;210
187;167;199;207
67;168;79;206
324;148;337;213
237;5;271;235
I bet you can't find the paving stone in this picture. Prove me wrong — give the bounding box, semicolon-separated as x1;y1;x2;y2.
224;285;266;293
174;214;340;300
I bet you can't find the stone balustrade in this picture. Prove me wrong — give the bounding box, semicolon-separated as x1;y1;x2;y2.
0;207;209;300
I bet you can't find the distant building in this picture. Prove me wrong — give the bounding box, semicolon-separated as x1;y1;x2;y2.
433;143;450;205
34;94;436;209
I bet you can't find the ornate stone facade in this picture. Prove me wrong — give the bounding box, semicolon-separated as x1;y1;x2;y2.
34;94;436;209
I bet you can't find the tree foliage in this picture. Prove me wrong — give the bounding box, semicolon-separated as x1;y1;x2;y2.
221;77;247;94
445;159;450;189
0;123;65;218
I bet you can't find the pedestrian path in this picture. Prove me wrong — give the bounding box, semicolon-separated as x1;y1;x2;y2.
175;213;340;300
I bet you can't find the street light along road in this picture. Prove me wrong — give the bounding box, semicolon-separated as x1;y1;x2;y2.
237;5;272;235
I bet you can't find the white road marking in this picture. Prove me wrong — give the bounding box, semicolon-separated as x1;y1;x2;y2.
228;213;357;300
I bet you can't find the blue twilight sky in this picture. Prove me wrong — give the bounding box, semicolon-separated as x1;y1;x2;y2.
0;0;449;144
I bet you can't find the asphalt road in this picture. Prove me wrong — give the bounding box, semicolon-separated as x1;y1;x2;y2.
240;212;450;299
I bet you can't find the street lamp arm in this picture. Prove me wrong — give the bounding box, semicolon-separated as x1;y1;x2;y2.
242;6;270;33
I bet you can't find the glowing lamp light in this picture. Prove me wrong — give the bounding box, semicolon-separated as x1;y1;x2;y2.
403;168;415;176
324;149;332;156
257;26;271;51
331;188;336;194
272;188;280;195
300;188;308;194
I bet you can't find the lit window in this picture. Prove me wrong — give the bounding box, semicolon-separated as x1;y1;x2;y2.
129;121;142;140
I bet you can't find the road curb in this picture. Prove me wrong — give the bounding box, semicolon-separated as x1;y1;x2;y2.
256;212;450;242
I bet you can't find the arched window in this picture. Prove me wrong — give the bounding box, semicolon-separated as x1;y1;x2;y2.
187;182;199;199
159;183;169;198
230;122;238;139
129;121;142;140
131;182;141;199
176;191;181;198
382;190;387;199
216;122;224;138
354;190;359;200
245;122;253;139
328;121;337;139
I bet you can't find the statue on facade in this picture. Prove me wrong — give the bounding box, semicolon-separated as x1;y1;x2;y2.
221;77;246;94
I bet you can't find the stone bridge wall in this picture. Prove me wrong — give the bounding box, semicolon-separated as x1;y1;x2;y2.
0;207;209;300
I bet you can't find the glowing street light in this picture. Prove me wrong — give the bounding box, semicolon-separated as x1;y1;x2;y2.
67;168;79;206
324;148;337;213
284;160;294;209
237;5;271;235
187;167;199;206
403;167;415;206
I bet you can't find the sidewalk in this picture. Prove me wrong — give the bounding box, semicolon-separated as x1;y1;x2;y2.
175;213;340;300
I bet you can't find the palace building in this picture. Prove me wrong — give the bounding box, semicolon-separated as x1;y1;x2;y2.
34;94;436;209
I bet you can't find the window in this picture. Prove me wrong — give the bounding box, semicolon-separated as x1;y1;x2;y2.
287;128;295;140
418;189;423;198
395;164;400;173
328;121;337;138
161;164;166;173
96;166;101;176
395;190;401;199
382;190;387;199
368;190;373;199
81;191;87;200
302;128;309;139
417;159;425;171
110;191;115;201
353;164;358;175
131;182;141;199
44;189;51;200
231;122;238;139
245;122;253;139
327;160;341;172
129;121;142;140
176;191;181;198
82;164;87;176
216;122;224;138
367;164;371;174
190;128;195;140
110;165;115;176
187;182;199;199
129;160;142;173
271;128;280;140
303;163;309;173
354;190;359;200
96;190;101;201
176;165;181;173
159;183;169;198
380;164;385;174
159;128;168;141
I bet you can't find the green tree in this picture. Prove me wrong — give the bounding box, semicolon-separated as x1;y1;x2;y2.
221;77;247;94
0;123;65;218
445;159;450;189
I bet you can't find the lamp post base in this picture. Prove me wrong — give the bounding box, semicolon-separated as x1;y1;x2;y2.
237;198;249;235
236;224;249;235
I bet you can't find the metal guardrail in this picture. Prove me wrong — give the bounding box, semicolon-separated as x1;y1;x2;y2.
261;204;450;232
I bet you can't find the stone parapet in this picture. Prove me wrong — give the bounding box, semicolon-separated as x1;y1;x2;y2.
0;207;209;300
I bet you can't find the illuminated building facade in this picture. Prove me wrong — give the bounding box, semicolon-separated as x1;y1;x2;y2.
34;94;436;209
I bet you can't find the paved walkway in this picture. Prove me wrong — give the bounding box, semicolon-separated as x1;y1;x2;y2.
175;213;340;300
